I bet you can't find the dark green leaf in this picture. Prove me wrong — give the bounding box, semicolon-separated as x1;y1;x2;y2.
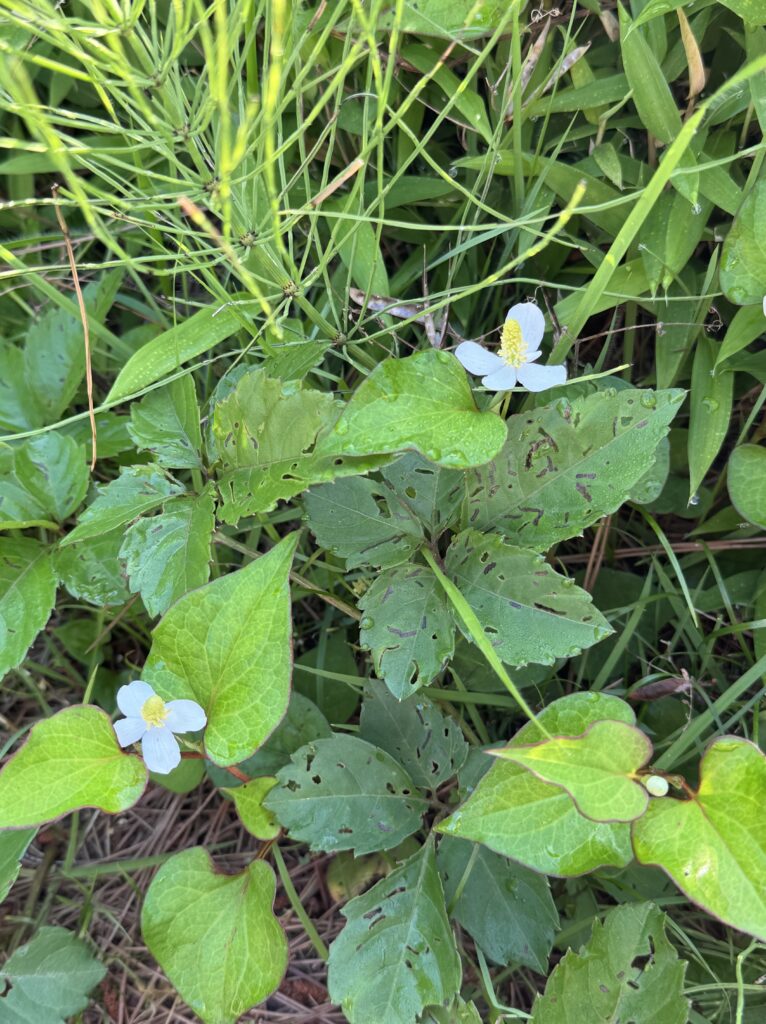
55;528;130;607
128;375;203;469
0;537;58;678
381;453;464;537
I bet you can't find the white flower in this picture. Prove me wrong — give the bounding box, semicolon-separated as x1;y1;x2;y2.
454;302;567;392
113;680;206;775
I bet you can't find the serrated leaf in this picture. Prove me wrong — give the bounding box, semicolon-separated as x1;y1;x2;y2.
727;444;766;529
437;836;557;972
224;777;279;839
463;388;684;548
55;528;130;607
265;735;427;854
0;706;147;828
632;737;766;941
445;530;612;667
436;693;635;876
720;178;766;305
0;926;106;1024
328;842;461;1024
304;476;423;569
120;491;215;617
61;466;185;547
13;434;88;522
318;350;507;468
128;375;203;468
0;537;58;678
141;848;287;1024
359;683;468;789
144;532;298;767
381;452;465;537
492;719;653;823
359;565;455;698
531;903;688;1024
0;828;35;902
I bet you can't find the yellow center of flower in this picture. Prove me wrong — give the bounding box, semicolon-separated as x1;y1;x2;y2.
499;318;528;368
141;694;169;729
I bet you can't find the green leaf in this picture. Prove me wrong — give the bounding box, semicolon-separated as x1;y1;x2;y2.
120;491;215;617
381;452;464;537
265;734;427;854
318;350;507;469
720;179;766;305
359;565;456;698
463;389;684;549
437;836;557;972
619;5;682;145
0;706;147;828
61;466;185;547
128;375;203;468
0;342;44;432
294;630;360;723
422;999;483;1024
530;903;688;1024
304;476;423;569
727;444;766;529
141;848;287;1024
492;719;653;823
639;192;711;293
224;777;279;839
436;693;635;876
145;532;298;766
150;757;205;794
715;304;766;368
359;683;468;790
632;737;766;941
328;842;461;1024
13;435;88;522
376;0;507;38
0;537;58;678
719;0;766;26
401;44;492;143
445;530;612;667
55;528;130;607
0;828;35;902
0;926;106;1024
688;336;734;498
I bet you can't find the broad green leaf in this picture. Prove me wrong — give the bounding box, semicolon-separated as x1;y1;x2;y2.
359;683;468;789
128;375;203;468
381;452;464;537
327;842;461;1024
0;342;44;432
0;469;48;527
0;828;35;902
619;5;682;145
224;777;279;839
319;350;507;468
141;848;287;1024
437;837;557;972
13;434;88;521
630;0;692;28
445;530;612;667
61;466;185;547
0;537;58;678
106;298;253;402
639;192;711;293
55;528;130;607
304;476;423;569
359;565;455;698
0;926;106;1024
629;436;670;505
633;737;766;941
150;757;205;794
720;179;766;305
265;735;427;854
376;0;507;38
463;389;684;549
120;491;215;617
727;444;766;529
422;999;483;1024
688;336;734;498
145;532;298;766
531;903;688;1024
294;630;360;723
0;706;147;828
715;304;766;368
719;0;766;26
492;720;653;823
437;693;636;876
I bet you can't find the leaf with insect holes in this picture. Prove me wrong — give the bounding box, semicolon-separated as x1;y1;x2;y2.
55;528;130;607
328;841;461;1024
381;453;465;537
0;537;58;678
445;530;612;668
462;388;684;549
264;735;427;855
128;375;203;469
632;737;766;942
437;693;635;876
492;719;653;823
358;565;455;698
304;476;423;569
530;902;688;1024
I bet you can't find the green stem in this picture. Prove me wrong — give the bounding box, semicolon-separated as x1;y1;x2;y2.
272;843;329;961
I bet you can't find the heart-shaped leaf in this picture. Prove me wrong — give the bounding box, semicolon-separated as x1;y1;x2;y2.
144;532;298;766
141;848;287;1024
492;719;653;823
632;737;766;941
0;706;147;828
224;778;279;839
